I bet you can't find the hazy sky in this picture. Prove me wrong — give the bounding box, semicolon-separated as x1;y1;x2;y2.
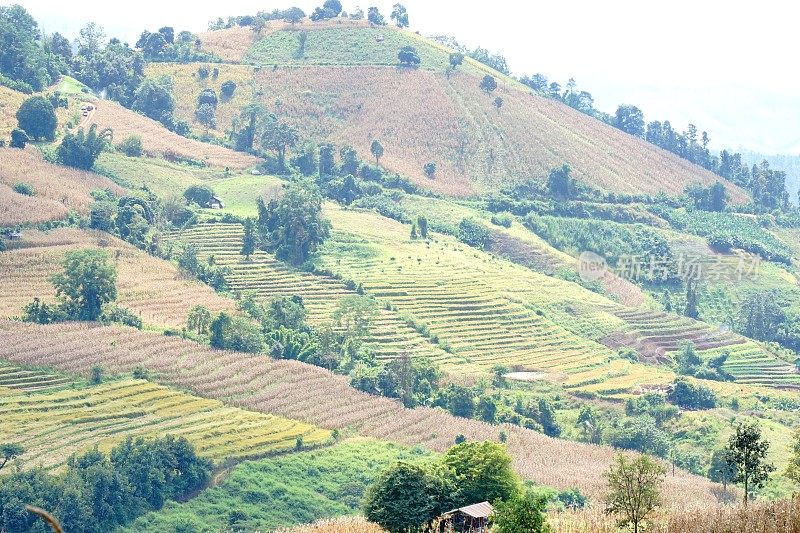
7;0;798;154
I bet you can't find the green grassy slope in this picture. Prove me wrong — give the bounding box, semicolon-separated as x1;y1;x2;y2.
119;438;434;532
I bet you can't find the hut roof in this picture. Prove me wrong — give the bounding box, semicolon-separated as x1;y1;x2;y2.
447;501;493;519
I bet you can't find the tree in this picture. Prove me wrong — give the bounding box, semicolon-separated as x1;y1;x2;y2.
241;218;256;260
458;219;490;250
195;102;217;131
417;216;428;238
57;124;113;170
546;164;574;198
787;428;800;485
491;490;550;533
132;76;175;123
494;96;504;112
724;421;775;505
51;249;118;321
604;454;665;533
423;162;436;179
448;52;464;72
614;104;645;137
0;5;57;91
118;134;143;156
667;378;716;409
187;305;211;335
480;75;497;94
10;128;28;149
261;117;299;172
16;96;57;141
256;182;331;265
370;139;384;165
220;80;236;98
363;463;451;533
0;443;24;471
197;88;218;108
442;441;520;506
684;278;699;319
390;3;409;27
367;7;386;25
183;184;215;207
397;45;420;67
708;448;737;488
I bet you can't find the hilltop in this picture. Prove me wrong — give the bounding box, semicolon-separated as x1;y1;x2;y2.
151;19;751;200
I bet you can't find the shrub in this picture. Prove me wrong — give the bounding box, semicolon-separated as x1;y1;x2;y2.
458;218;490;249
12;182;35;196
668;378;717;409
101;305;143;329
183;184;215;207
220;80;236;98
118;135;143;157
16;95;57;141
490;212;513;227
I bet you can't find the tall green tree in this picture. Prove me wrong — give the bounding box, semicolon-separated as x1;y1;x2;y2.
724;421;775;504
363;462;452;533
604;454;665;533
50;249;118;321
241;218;257;260
480;74;497;93
491;490;551;533
261;117;299;171
390;3;409;27
442;441;520;507
15;95;57;141
614;104;645;137
370;139;384;165
57;124;113;170
256;182;331;265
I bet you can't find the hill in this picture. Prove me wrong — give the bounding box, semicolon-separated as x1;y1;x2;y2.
0;148;125;227
167;22;752;199
0;228;235;328
0;320;721;504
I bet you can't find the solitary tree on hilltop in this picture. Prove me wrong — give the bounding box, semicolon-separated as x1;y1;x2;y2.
724;421;775;505
367;6;386;25
16;95;57;141
604;454;665;533
390;3;409;27
480;74;497;94
371;139;384;165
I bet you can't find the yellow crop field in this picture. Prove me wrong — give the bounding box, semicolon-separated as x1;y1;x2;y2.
87;99;258;169
0;362;71;392
145;62;256;137
0;377;331;470
0;320;721;504
0;228;236;328
0;86;25;139
0;148;125;226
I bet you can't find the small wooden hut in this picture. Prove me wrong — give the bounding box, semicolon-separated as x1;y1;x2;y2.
440;501;492;532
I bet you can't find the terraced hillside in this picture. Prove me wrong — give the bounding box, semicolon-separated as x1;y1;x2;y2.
0;148;125;226
0;377;331;470
170;224;475;372
0;320;721;504
0;362;71;392
162;22;752;199
0;228;236;327
0;86;25;139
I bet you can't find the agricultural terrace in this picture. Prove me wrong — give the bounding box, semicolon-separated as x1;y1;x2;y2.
0;377;330;470
168;224;474;372
0;228;236;328
0;362;72;392
145;62;255;139
0;86;25;139
87;99;258;169
0;148;125;226
0;320;722;504
122;438;436;532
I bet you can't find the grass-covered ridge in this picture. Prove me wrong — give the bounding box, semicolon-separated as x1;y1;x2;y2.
119;439;434;532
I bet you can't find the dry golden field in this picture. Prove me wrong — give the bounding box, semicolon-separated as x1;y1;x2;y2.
0;320;723;505
0;86;25;139
87;100;258;169
0;228;235;327
0;148;125;226
278;517;384;533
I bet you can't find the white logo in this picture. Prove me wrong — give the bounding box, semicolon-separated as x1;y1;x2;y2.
578;251;608;282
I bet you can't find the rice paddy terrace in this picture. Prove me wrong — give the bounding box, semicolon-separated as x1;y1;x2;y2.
0;375;331;471
170;204;799;394
0;320;720;503
0;228;236;328
0;362;71;393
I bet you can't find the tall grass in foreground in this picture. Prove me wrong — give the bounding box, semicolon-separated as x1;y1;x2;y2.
552;493;800;532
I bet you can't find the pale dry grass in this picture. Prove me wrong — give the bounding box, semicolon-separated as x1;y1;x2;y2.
0;148;124;226
88;100;258;169
0;228;236;327
551;494;800;532
277;517;384;533
0;321;722;506
212;66;748;200
0;86;25;139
